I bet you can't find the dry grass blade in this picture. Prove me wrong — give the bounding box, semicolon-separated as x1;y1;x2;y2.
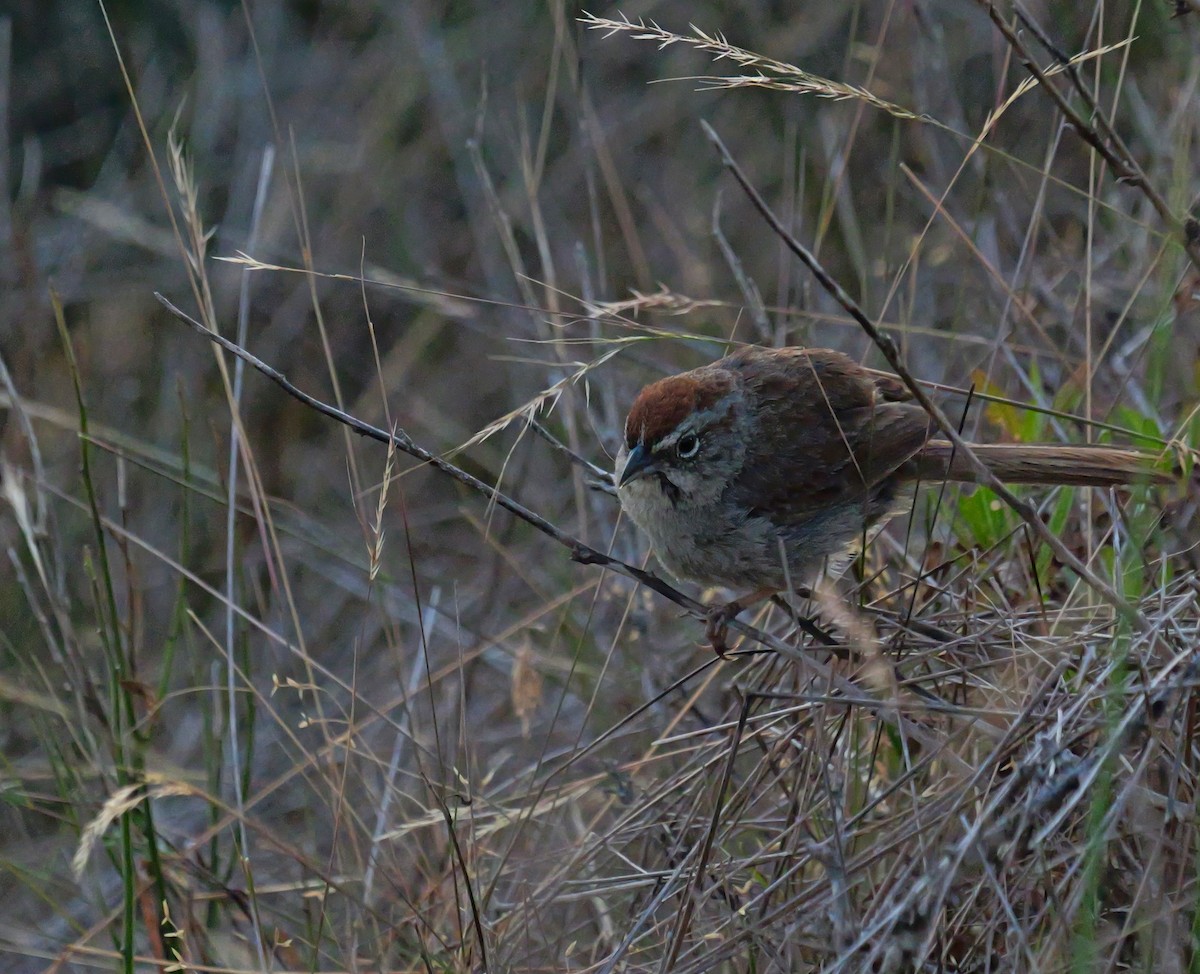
581;12;921;119
583;13;1131;129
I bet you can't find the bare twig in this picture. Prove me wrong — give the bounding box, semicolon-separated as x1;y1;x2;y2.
712;192;771;339
526;416;615;487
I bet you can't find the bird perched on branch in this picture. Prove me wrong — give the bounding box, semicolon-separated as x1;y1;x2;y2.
615;345;1170;652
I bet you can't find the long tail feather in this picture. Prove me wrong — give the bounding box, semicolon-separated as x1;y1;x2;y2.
911;441;1172;487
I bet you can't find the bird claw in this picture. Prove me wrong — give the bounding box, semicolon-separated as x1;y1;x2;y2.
704;599;744;658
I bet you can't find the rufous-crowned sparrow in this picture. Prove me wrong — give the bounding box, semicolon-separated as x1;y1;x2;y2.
615;345;1169;650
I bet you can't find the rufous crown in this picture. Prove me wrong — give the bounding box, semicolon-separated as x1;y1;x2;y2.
623;372;732;448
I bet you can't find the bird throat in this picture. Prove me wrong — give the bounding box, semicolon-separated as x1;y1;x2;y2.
654;471;683;506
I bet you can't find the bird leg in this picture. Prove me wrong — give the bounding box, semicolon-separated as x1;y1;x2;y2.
705;587;779;657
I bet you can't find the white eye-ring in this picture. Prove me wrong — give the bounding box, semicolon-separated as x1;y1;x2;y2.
676;432;700;459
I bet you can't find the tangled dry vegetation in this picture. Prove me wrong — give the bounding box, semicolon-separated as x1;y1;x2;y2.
4;2;1200;972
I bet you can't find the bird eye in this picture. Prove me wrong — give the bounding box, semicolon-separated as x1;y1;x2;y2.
676;432;700;459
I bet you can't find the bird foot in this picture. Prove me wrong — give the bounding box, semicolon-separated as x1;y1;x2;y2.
704;599;745;658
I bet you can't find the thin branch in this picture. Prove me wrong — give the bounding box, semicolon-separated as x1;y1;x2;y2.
525;416;615;487
713;192;771;340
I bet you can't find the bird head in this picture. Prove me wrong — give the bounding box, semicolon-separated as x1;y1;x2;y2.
615;368;745;506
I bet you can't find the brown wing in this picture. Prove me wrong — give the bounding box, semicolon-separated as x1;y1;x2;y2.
863;366;914;404
723;347;931;522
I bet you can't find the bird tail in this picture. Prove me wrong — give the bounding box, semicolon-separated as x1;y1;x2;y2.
911;440;1173;488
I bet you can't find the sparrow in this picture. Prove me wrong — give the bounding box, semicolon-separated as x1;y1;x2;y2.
615;345;1169;651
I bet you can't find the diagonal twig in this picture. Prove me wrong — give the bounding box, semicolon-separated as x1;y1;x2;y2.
525;416;616;491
